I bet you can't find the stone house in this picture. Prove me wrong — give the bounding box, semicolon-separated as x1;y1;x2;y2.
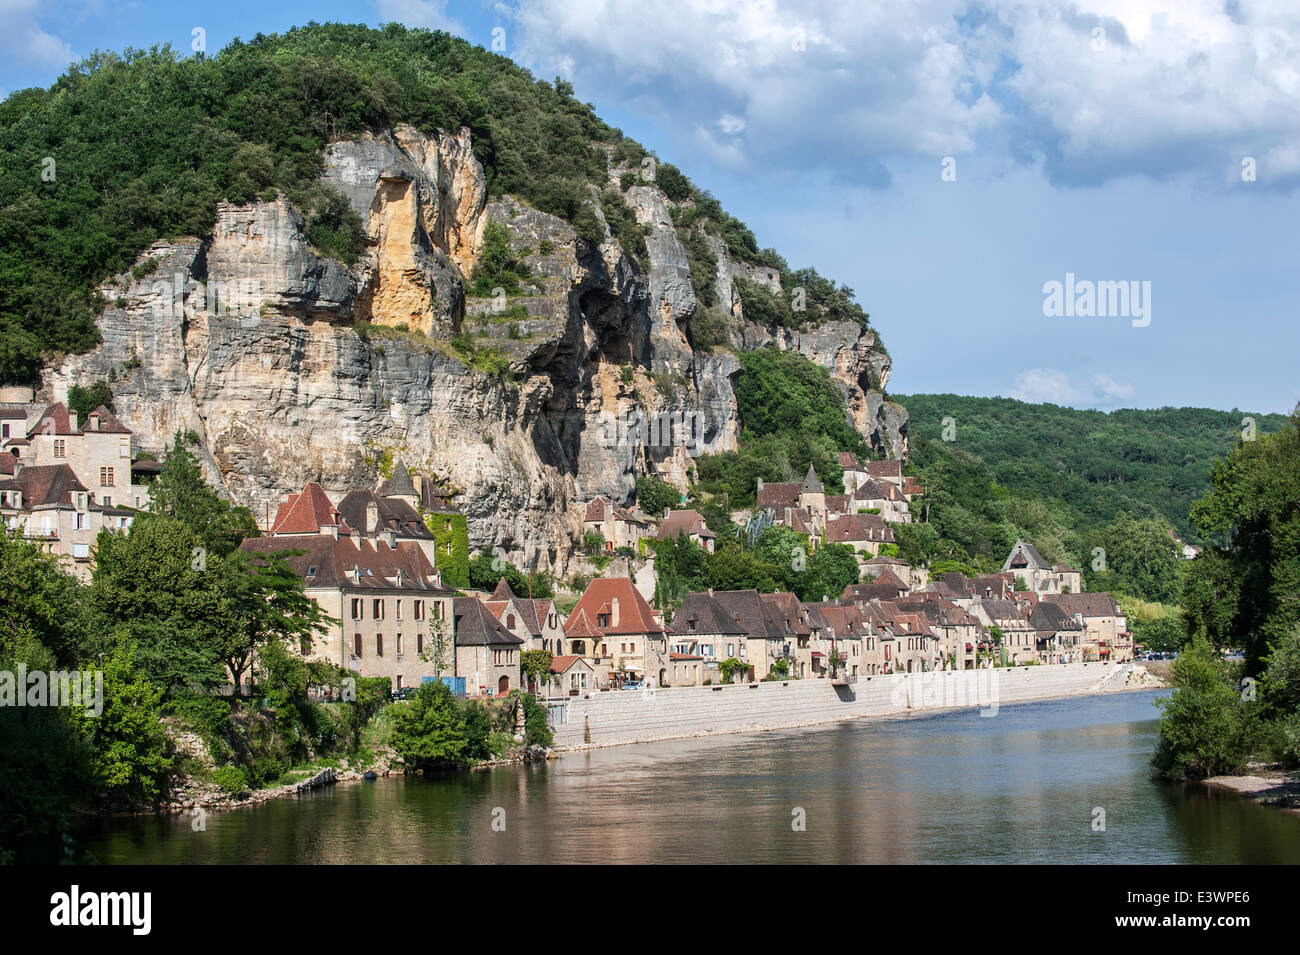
583;496;654;552
564;577;669;687
757;466;828;536
711;589;790;681
1003;540;1082;595
17;403;152;512
824;512;896;563
240;529;455;694
1042;592;1132;662
453;596;525;697
1027;599;1086;664
669;590;748;667
761;591;818;679
484;577;567;654
898;597;984;670
0;462;135;581
808;603;868;678
657;507;717;552
970;597;1038;665
335;461;439;568
851;478;911;523
546;654;595;698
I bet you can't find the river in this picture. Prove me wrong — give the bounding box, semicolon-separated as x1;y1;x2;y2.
80;689;1300;864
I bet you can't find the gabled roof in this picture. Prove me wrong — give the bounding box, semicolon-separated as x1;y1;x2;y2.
1004;539;1050;572
853;478;904;502
670;591;747;636
824;513;895;544
837;451;862;469
567;577;664;634
1029;600;1084;632
240;533;446;592
711;590;786;641
454;596;525;647
756;481;803;512
271;482;349;535
761;591;813;635
1042;592;1122;618
336;488;433;540
865;460;903;480
0;451;14;475
549;654;590;674
78;405;131;434
12;463;89;508
28;402;77;437
490;577;514;600
563;607;604;639
658;508;715;540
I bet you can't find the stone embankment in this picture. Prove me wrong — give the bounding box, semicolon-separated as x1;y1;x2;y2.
549;661;1165;751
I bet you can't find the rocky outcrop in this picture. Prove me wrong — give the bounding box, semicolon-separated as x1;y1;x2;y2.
45;125;905;573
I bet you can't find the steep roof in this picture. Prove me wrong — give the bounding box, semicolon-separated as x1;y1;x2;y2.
1029;600;1085;632
335;488;434;540
853;478;904;502
757;481;803;512
865;460;903;480
1004;539;1050;572
12;463;89;508
240;533;446;592
801;465;824;494
549;654;589;674
563;606;604;639
0;451;14;475
670;591;747;636
658;508;715;541
837;451;862;469
454;596;525;647
761;591;813;636
490;577;514;600
824;513;895;544
382;460;417;498
567;577;663;635
78;405;131;435
711;590;786;641
271;483;348;535
27;402;77;437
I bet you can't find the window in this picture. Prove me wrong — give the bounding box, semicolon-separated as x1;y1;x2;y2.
507;613;516;629
75;512;87;530
119;437;129;458
597;614;610;628
351;599;364;620
353;634;362;658
396;634;403;655
395;675;403;690
100;467;115;487
373;599;384;620
417;634;424;654
101;496;111;507
414;600;425;621
73;543;90;559
0;423;6;438
395;600;402;621
53;439;66;458
433;602;443;620
376;634;384;656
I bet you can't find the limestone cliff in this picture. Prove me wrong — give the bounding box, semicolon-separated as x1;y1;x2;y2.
44;125;906;574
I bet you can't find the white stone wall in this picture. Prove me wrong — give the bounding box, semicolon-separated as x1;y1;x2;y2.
551;662;1142;749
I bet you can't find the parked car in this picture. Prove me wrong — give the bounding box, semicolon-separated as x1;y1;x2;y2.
619;681;645;690
392;686;416;701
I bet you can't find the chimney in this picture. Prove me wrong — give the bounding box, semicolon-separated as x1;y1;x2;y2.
68;411;78;431
365;501;379;538
708;587;714;598
664;507;671;519
611;596;620;628
757;478;764;492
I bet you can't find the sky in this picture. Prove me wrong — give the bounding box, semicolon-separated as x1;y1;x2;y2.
3;0;1298;414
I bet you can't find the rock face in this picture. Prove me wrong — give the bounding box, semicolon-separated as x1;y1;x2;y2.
45;125;906;574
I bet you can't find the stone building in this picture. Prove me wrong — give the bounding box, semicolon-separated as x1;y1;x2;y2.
583;496;654;552
1002;540;1082;595
1042;592;1132;662
485;577;566;654
563;577;668;687
453;595;524;697
657;507;717;552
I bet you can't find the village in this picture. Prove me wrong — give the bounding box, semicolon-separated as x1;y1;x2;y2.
2;399;1134;704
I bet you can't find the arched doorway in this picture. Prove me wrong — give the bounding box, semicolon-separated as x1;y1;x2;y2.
659;668;667;687
498;675;509;695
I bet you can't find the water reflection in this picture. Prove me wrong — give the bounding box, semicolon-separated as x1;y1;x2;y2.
80;690;1300;864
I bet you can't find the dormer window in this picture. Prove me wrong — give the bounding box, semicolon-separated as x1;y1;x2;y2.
306;565;318;578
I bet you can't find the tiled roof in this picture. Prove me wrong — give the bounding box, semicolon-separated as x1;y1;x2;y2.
0;451;14;475
28;403;77;437
335;489;433;540
1042;592;1122;618
549;654;587;674
563;607;604;639
454;596;525;647
760;592;812;636
865;460;903;480
1029;600;1084;632
1004;539;1050;572
271;483;348;535
490;577;514;600
584;496;611;522
13;464;89;508
711;590;786;641
824;513;895;544
838;451;862;469
567;577;664;634
801;465;824;494
240;533;446;592
658;508;715;540
853;479;904;502
670;592;747;636
78;405;131;435
757;481;803;512
381;460;417;498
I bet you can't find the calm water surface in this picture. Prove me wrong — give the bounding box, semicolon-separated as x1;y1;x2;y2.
81;689;1300;863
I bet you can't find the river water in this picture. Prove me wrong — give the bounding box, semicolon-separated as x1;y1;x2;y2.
80;689;1300;864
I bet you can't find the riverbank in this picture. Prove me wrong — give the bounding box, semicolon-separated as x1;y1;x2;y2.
550;661;1165;751
1202;769;1300;816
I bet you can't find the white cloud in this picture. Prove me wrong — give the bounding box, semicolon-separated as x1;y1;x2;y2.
0;0;75;69
1009;368;1136;407
494;0;1300;189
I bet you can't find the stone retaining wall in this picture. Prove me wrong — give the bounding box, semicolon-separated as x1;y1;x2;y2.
550;662;1149;749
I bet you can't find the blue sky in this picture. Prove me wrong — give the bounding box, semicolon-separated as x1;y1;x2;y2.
4;1;1298;414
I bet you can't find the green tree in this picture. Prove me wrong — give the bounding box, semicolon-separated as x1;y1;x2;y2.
1152;636;1253;779
635;476;680;517
521;649;553;694
66;380;114;419
90;637;173;806
150;431;258;557
390;680;470;770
